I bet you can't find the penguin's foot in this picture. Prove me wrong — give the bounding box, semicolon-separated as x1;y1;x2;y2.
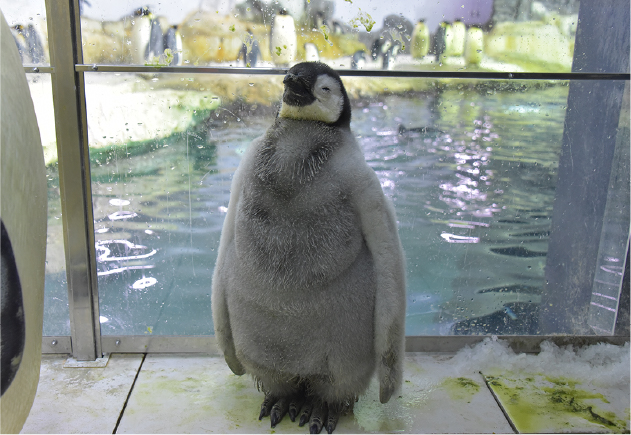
303;400;350;434
259;392;305;428
260;393;353;434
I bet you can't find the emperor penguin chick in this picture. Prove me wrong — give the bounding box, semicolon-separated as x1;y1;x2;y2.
212;62;406;434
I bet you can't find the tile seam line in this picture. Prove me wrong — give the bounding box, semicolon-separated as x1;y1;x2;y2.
112;353;147;434
480;370;519;434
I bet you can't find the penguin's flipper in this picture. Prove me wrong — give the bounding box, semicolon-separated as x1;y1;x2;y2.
212;270;243;375
352;163;406;404
211;147;255;377
211;267;245;375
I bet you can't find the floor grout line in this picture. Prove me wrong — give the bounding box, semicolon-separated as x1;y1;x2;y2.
112;353;147;434
480;371;519;434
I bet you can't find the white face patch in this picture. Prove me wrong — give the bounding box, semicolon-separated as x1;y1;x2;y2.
279;75;344;124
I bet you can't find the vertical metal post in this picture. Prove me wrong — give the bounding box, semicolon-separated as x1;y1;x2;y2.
45;0;101;359
540;0;630;334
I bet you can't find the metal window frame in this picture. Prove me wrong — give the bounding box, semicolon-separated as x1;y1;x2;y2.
37;0;629;359
44;0;101;360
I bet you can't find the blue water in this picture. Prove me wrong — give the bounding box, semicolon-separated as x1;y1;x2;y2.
43;83;569;336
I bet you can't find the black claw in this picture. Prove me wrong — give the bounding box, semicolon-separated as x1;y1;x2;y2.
325;403;340;434
326;417;337;434
299;397;314;427
288;393;305;422
310;421;323;434
309;401;327;434
299;411;311;427
270;410;280;428
259;394;275;420
270;398;289;428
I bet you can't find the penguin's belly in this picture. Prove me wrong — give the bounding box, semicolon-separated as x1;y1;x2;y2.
234;187;364;289
227;238;376;380
228;184;377;379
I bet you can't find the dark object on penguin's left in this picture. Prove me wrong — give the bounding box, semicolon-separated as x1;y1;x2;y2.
1;219;26;396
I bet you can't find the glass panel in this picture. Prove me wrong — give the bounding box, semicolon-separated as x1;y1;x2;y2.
85;72;246;335
387;82;567;335
85;71;590;336
588;82;630;334
0;0;50;66
26;73;70;335
79;0;585;73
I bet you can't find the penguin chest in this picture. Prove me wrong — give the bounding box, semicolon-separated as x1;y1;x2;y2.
234;181;364;289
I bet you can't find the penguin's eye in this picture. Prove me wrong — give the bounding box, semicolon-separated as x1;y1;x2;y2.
322;87;330;92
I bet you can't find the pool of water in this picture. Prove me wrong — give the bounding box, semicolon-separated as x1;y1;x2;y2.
44;82;570;336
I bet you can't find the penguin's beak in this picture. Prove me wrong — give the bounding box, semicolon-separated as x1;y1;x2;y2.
282;72;315;106
283;72;297;84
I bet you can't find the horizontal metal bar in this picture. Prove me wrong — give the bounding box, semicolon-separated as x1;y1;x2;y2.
75;64;630;80
95;335;630;355
42;336;72;353
76;64;290;74
101;335;220;354
24;66;54;73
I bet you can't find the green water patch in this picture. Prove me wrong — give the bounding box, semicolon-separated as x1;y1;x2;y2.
87;128;218;185
484;374;629;433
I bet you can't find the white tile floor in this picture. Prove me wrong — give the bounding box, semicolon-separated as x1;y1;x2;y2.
21;347;630;434
21;354;143;434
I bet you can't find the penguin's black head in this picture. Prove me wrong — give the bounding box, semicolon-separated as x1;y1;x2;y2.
279;62;351;128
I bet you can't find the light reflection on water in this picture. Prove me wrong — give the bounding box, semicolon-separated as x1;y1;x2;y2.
78;85;568;336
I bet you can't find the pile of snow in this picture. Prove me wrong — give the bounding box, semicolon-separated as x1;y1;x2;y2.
450;337;630;388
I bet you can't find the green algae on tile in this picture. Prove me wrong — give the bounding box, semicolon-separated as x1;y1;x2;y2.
440;377;481;402
127;365;262;432
483;374;630;434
